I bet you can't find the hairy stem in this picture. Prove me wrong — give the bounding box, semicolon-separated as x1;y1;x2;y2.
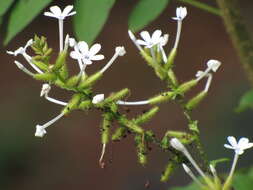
216;0;253;85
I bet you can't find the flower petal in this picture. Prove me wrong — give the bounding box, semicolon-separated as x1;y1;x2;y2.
62;5;74;16
89;43;101;56
244;142;253;149
224;144;234;149
91;54;104;61
70;51;81;60
238;137;249;148
44;12;57;18
140;31;151;42
136;39;148;46
78;41;89;54
151;30;162;43
227;136;237;147
49;6;62;16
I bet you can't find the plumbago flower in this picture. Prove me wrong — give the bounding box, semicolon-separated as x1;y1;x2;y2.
7;39;33;56
44;5;76;20
224;136;253;155
70;41;105;65
172;6;187;21
136;30;162;48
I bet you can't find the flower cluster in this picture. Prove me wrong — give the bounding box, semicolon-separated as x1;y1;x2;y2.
170;136;253;190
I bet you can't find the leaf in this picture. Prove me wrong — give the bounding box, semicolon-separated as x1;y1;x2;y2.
236;90;253;112
170;182;199;190
128;0;170;32
4;0;52;45
233;167;253;190
0;0;15;16
74;0;116;45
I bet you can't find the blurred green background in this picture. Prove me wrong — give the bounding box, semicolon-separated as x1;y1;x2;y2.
0;0;253;189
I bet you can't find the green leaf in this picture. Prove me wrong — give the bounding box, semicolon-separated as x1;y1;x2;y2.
233;167;253;190
170;182;199;190
0;0;15;16
74;0;116;44
128;0;170;32
236;90;253;112
4;0;52;45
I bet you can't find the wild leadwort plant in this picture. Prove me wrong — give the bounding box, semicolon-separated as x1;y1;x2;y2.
7;5;252;189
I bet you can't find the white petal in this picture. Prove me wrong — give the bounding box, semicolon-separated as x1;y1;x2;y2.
140;31;151;42
69;38;76;47
89;43;101;56
70;51;81;60
6;51;14;55
224;144;234;149
151;30;162;43
160;34;169;46
35;125;47;138
49;6;62;16
227;136;238;147
44;12;57;18
62;5;74;16
78;41;89;54
244;143;253;149
66;11;76;17
115;46;126;56
136;39;148;46
207;60;221;72
128;30;136;41
238;137;249;148
195;70;204;78
91;54;104;61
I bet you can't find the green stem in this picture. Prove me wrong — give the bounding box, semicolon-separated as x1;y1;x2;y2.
177;0;221;16
216;0;253;85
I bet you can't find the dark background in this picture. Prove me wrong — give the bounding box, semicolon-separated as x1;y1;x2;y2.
0;0;253;189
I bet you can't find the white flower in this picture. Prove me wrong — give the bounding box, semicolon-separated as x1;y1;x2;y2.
224;136;253;155
172;7;187;21
115;46;126;56
40;83;51;97
136;30;162;48
7;39;33;56
70;41;104;65
35;125;47;138
207;60;221;72
160;34;169;47
92;94;105;104
170;138;186;152
44;5;76;20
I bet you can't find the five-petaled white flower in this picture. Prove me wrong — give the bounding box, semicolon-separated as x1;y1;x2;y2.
44;5;76;20
7;39;33;56
70;41;105;65
172;7;187;21
224;136;253;155
92;94;105;104
136;30;162;48
35;125;47;138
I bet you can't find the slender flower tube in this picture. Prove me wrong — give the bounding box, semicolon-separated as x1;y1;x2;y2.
44;5;76;51
159;34;169;63
40;83;67;106
117;100;149;106
172;7;187;50
170;138;214;188
7;39;43;73
99;143;107;168
182;164;204;188
100;46;126;73
195;71;213;93
128;30;143;51
35;112;65;137
14;61;34;76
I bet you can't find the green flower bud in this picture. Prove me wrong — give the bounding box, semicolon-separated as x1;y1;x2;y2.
78;72;103;89
160;162;176;182
53;51;67;71
112;127;127;141
34;73;56;82
32;61;48;71
149;91;174;104
165;48;177;70
177;79;198;94
62;94;82;114
133;107;159;125
185;91;207;110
